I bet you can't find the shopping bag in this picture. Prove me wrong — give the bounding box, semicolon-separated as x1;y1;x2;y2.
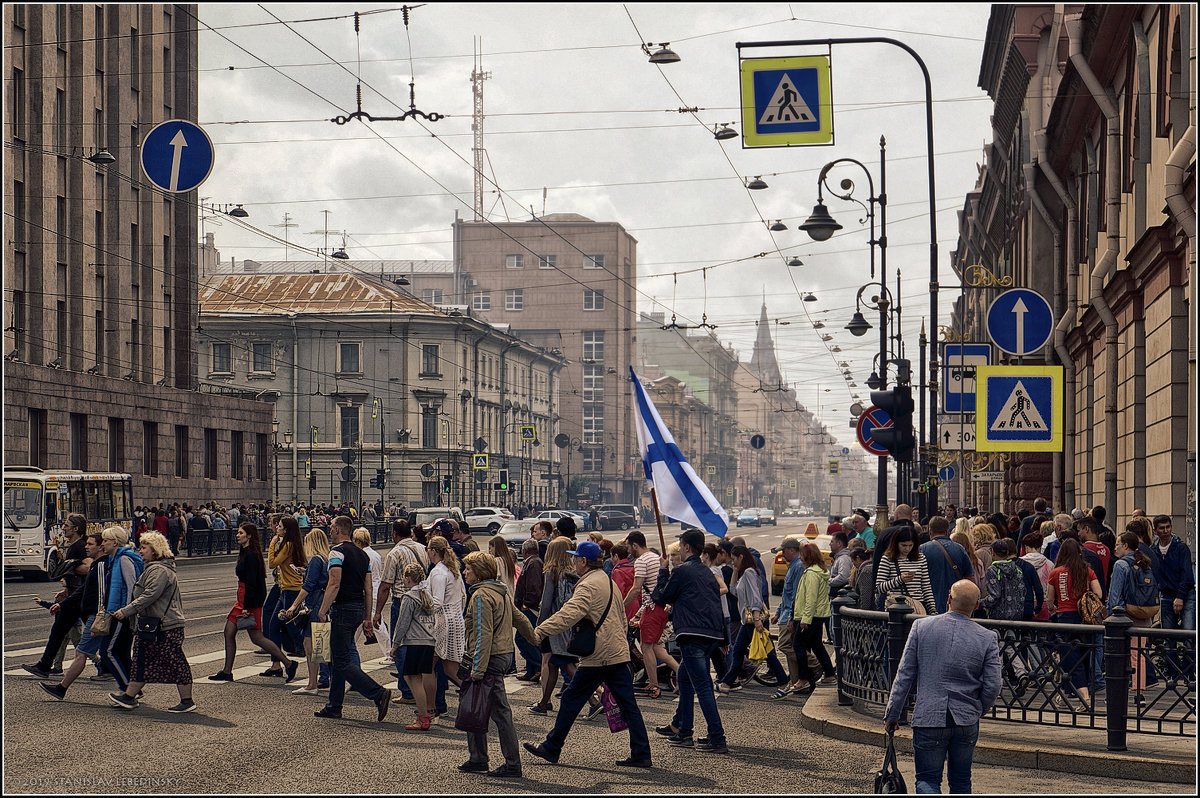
455;675;495;734
874;730;908;793
600;685;628;733
374;620;392;659
748;626;774;663
311;621;332;664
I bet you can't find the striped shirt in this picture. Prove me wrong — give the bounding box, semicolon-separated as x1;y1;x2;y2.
875;554;937;614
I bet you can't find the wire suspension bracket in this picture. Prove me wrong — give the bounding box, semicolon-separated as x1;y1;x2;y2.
332;8;444;125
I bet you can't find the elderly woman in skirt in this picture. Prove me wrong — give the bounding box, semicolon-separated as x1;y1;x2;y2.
109;532;196;713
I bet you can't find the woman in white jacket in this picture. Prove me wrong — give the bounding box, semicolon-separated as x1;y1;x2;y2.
426;536;465;691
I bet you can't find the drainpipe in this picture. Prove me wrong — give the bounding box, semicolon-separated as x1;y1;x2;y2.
1036;8;1077;510
1066;11;1120;517
290;315;300;502
1025;161;1064;505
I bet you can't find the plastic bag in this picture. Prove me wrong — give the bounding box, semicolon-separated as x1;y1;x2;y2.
600;685;627;733
374;620;392;659
311;621;332;664
748;626;774;663
454;675;495;734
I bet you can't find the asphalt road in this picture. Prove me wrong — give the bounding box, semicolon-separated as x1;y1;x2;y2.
3;518;1189;794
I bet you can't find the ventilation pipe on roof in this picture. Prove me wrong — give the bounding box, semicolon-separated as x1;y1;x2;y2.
1066;9;1119;516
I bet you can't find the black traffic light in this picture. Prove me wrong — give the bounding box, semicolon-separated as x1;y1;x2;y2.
308;474;317;490
441;476;451;494
870;385;915;462
498;469;509;492
375;469;386;490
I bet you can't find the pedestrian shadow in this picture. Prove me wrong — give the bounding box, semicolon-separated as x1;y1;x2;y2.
37;699;236;729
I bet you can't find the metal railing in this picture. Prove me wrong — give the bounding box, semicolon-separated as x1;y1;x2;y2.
829;590;1196;751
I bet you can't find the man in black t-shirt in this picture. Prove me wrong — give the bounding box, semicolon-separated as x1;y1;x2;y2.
314;515;390;722
23;514;93;678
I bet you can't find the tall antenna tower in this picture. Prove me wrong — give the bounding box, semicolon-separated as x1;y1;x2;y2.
271;212;299;262
471;38;491;222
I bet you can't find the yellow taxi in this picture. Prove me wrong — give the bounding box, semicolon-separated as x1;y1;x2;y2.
770;526;834;595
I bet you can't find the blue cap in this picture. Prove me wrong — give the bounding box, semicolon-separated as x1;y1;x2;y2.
567;541;603;561
431;519;455;536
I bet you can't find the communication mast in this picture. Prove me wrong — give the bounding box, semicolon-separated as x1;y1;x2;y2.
471;38;491;221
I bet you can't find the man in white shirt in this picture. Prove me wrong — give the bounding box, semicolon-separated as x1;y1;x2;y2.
623;531;678;697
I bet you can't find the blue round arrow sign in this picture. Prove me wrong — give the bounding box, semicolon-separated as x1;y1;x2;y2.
938;466;956;483
986;288;1054;357
750;434;766;450
140;119;214;194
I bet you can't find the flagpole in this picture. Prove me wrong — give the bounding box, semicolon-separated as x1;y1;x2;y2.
649;487;668;555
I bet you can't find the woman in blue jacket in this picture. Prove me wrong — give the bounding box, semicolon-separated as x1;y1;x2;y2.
100;526;144;693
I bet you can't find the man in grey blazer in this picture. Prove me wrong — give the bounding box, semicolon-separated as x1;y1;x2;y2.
884;580;1001;794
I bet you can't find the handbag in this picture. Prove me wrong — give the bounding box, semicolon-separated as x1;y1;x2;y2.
567;580;615;657
136;616;162;642
311;621;332;663
600;685;628;733
873;729;908;794
1078;591;1108;624
91;574;113;634
454;674;496;733
886;592;927;617
235;614;258;631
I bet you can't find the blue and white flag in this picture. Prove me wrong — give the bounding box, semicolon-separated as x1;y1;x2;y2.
630;367;729;538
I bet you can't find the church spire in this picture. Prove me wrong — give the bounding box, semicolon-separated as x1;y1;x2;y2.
749;300;783;388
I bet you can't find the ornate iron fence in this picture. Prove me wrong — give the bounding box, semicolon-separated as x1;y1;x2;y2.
830;591;1196;750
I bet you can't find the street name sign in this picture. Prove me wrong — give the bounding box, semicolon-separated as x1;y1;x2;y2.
942;343;991;413
975;365;1063;452
972;471;1003;482
140;119;214;193
739;56;833;147
985;288;1054;357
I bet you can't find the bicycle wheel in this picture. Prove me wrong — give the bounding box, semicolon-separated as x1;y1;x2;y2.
750;660;784;687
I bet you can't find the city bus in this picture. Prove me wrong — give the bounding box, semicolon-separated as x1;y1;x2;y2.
3;467;134;580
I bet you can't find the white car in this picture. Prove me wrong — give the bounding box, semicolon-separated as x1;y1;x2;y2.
496;520;535;552
532;509;588;527
464;506;516;534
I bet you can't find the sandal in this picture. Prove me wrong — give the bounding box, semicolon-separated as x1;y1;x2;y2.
769;687;791;700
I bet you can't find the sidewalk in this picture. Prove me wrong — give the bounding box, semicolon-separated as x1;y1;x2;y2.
800;688;1196;785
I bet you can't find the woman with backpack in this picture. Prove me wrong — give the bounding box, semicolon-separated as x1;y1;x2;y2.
1108;531;1160;700
1047;539;1102;709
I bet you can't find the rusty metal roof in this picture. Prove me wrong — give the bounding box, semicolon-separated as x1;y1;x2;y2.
199;273;438;316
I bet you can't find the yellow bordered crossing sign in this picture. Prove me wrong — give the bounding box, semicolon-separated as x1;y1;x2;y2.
739;55;834;147
974;365;1063;452
473;454;489;470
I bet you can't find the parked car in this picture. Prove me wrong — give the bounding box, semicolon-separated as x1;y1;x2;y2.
593;504;641;527
736;509;761;528
757;508;777;526
597;510;638;531
464;506;515;534
532;509;589;527
770;534;834;594
408;506;465;529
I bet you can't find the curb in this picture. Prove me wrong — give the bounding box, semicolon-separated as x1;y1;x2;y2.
799;688;1196;785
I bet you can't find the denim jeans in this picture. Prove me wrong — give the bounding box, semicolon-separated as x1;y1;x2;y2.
912;722;979;794
389;596;412;698
263;584;283;660
671;639;725;745
325;601;384;712
514;608;542;675
541;661;651;761
1160;588;1197;631
719;619;788;686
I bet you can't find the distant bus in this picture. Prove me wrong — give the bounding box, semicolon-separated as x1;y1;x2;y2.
3;467;133;580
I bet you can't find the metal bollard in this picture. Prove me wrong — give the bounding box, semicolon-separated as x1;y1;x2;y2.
1103;607;1134;751
831;588;856;706
886;596;915;685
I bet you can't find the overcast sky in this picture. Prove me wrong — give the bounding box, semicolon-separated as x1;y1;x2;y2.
196;3;996;449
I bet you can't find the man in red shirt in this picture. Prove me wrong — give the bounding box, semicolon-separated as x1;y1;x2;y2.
1077;517;1111;586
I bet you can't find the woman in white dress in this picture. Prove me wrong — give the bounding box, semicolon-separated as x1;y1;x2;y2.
426;536;465;688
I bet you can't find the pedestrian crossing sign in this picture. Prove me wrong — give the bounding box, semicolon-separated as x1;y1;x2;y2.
739;56;833;147
473;454;488;470
975;366;1063;452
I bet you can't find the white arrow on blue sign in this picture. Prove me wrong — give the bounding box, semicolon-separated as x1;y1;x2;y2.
986;288;1054;357
140;120;214;194
938;466;956;483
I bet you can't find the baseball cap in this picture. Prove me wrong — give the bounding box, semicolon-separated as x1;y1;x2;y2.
780;537;803;551
1070;508;1084;520
677;529;705;550
567;541;603;561
431;519;456;536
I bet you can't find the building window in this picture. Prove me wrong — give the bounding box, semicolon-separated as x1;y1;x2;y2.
175;425;189;479
143;421;158;477
584;254;604;270
231;430;244;481
340;405;360;449
471;292;491;311
10;68;25;141
421;288;443;305
583;289;605;310
29;409;47;469
583;405;604;443
505;254;524;269
583;330;605;361
204;428;217;480
421;344;440;376
255;433;268;480
583;447;602;473
421;406;439;449
583;364;605;402
337;342;361;375
505;289;523;311
251;342;273;373
211;342;231;374
70;413;88;470
12;289;26;360
108;417;125;472
538;255;556;270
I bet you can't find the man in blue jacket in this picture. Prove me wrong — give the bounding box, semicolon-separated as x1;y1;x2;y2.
920;516;974;614
651;529;728;754
1151;515;1195;630
770;538;805;696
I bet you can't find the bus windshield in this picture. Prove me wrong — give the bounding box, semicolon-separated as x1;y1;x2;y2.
4;484;44;529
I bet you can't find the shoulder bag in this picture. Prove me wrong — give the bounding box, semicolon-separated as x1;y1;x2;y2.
932;538;963;579
567;579;615;657
137;570;182;642
873;729;908;793
90;572;113;635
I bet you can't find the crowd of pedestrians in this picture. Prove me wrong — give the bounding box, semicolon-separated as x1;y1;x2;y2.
22;496;1193;778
